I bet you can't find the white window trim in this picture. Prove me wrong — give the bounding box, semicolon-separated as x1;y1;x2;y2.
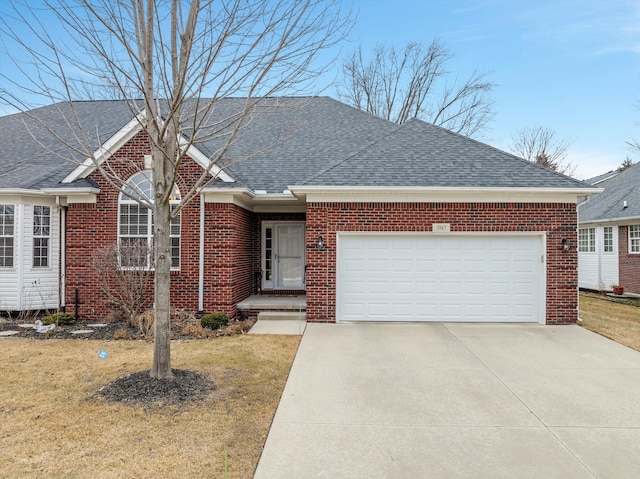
578;227;596;253
629;225;640;254
32;205;51;268
0;204;15;268
118;171;181;270
602;226;614;254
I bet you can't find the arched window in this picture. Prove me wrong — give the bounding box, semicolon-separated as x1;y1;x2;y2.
118;171;181;269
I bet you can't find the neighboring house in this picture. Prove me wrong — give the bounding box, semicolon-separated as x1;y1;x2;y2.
0;97;599;324
578;162;640;294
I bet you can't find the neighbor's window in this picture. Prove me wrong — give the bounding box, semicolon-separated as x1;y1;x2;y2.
118;171;181;269
603;226;613;253
630;225;640;254
0;204;14;267
578;228;595;252
33;205;51;267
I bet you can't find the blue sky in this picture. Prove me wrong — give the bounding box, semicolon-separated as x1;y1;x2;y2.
1;0;639;180
328;0;640;179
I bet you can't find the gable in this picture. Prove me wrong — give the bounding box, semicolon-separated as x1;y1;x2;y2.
62;110;234;184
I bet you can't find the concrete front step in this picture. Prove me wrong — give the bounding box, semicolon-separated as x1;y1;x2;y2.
257;311;307;321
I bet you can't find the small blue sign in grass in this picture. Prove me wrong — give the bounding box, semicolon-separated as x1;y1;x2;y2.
98;349;108;359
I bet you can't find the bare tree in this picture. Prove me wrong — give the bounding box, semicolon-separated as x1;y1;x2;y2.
337;40;495;137
0;0;351;379
510;126;576;176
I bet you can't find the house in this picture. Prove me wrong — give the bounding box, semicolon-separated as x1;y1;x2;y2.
578;162;640;294
0;97;600;323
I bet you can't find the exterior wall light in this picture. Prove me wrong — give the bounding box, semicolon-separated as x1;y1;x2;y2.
561;237;569;252
317;235;325;249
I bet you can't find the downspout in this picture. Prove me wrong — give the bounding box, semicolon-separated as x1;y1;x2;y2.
16;203;24;310
198;195;204;314
58;197;66;312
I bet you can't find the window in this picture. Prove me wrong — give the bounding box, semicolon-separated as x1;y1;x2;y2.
33;206;51;267
630;225;640;254
0;205;14;267
118;171;181;269
578;228;595;252
603;226;613;253
264;227;273;281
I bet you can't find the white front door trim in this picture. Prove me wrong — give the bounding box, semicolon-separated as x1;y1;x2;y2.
262;221;306;290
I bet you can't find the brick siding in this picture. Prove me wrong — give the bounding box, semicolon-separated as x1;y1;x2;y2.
65;131;252;320
306;201;578;325
618;225;640;294
63;130;580;324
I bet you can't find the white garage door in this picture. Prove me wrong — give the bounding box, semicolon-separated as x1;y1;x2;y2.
337;234;544;323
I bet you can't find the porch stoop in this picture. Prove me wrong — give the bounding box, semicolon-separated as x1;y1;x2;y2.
239;295;307;335
257;311;307;321
237;295;306;320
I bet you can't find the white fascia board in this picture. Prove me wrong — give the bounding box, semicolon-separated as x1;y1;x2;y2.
579;215;640;226
200;188;305;212
41;187;99;204
289;186;603;203
61;113;145;184
200;187;255;206
0;188;49;197
179;137;234;183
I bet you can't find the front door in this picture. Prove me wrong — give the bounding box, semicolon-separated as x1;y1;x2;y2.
262;222;305;290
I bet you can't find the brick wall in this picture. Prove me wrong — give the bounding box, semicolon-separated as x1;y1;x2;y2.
306;201;578;325
65;131;215;320
201;203;254;318
618;225;640;294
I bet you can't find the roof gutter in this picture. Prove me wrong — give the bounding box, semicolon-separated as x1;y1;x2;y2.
580;214;640;225
288;186;604;195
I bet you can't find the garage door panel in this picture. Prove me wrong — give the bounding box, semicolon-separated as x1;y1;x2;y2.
338;234;543;323
489;260;510;273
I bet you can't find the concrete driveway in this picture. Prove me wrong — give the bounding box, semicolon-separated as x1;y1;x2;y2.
254;323;640;478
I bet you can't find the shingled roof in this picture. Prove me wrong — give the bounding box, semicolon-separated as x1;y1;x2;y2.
0;101;139;189
579;161;640;222
298;118;592;189
1;96;595;193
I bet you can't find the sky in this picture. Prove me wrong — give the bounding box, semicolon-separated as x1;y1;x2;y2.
330;0;640;180
1;0;639;181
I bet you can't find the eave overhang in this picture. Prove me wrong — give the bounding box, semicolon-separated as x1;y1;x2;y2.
288;186;604;204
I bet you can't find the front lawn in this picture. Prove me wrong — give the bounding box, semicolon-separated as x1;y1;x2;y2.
579;292;640;352
0;335;300;478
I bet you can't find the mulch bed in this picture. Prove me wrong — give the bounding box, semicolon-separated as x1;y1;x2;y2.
97;369;213;406
0;317;256;341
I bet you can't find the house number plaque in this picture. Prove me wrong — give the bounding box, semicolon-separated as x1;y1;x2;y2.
432;223;451;232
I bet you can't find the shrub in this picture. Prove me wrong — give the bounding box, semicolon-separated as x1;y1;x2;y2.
200;312;229;330
42;312;74;325
136;309;155;339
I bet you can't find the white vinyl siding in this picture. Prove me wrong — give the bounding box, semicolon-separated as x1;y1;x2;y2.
337;233;544;323
0;198;60;311
578;225;619;291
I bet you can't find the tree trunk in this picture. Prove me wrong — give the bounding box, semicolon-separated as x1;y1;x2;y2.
150;161;173;380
